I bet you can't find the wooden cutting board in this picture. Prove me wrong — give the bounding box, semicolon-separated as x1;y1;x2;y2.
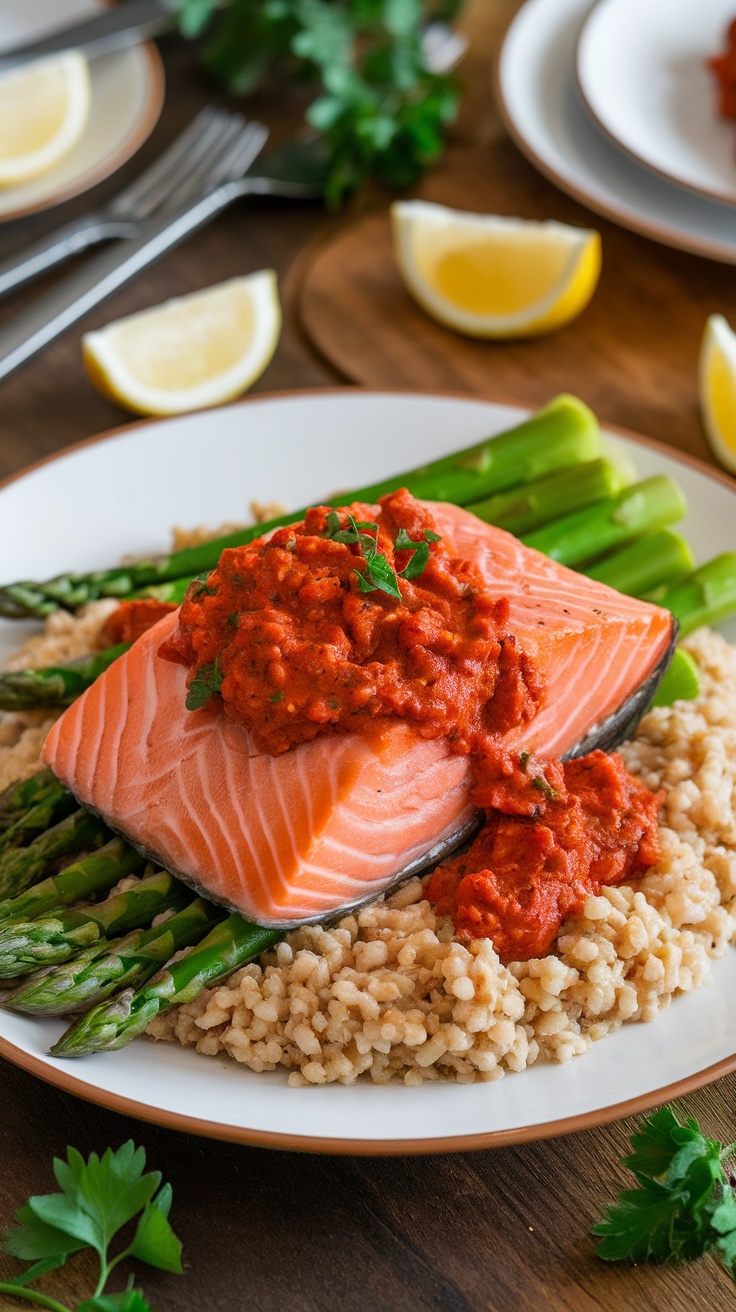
288;0;736;463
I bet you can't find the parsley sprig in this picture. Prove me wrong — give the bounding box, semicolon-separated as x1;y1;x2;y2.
185;656;223;711
0;1141;183;1311
593;1107;736;1275
173;0;462;203
322;511;440;598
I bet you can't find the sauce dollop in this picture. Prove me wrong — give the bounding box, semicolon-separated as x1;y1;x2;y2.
427;749;661;961
162;489;543;758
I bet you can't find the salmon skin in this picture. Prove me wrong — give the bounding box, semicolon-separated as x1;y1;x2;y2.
43;503;676;927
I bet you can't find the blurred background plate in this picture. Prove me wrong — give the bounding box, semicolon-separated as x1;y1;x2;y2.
498;0;736;263
0;0;164;223
577;0;736;206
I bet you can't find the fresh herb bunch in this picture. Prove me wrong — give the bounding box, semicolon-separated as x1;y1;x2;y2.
593;1107;736;1276
0;1141;183;1311
174;0;463;203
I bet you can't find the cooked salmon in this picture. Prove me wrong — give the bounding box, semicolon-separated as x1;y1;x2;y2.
43;502;675;926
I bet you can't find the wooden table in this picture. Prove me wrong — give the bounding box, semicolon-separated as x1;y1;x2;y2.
1;9;735;1310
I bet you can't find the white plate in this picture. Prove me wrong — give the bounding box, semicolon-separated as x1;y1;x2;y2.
497;0;736;264
577;0;736;205
0;0;164;223
0;390;735;1154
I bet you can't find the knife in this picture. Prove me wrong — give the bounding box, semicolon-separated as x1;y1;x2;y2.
0;0;175;74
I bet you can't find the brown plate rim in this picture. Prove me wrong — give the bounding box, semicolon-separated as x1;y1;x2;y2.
0;42;165;225
0;384;735;1155
493;0;736;266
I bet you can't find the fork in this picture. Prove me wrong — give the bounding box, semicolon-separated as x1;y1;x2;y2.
0;109;253;302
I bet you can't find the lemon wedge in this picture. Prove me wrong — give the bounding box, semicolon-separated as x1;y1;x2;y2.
0;52;91;187
699;314;736;474
82;272;282;417
391;201;601;339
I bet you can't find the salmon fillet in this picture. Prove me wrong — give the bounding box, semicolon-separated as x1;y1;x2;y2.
43;503;675;925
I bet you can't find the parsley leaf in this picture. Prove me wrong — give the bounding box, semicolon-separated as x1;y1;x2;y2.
186;658;223;711
190;571;217;599
593;1107;736;1272
394;526;441;580
79;1293;154;1312
0;1141;183;1311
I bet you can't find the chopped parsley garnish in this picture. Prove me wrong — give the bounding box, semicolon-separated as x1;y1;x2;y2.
593;1107;736;1276
269;690;283;704
531;775;558;800
322;511;441;597
519;750;530;771
186;657;223;711
190;571;218;599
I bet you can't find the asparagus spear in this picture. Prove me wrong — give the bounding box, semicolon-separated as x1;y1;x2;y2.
650;647;701;708
0;868;189;979
0;395;600;619
0;768;58;833
0;781;76;858
0;644;129;711
582;529;695;597
0;837;144;929
0;808;110;901
6;897;226;1015
522;476;688;568
51;913;282;1056
646;553;736;637
467;456;626;537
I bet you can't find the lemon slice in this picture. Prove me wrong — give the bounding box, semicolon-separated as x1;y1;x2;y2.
0;52;91;187
699;314;736;474
391;201;601;339
82;272;282;416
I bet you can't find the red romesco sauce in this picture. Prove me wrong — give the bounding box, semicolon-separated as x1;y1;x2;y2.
427;750;661;961
161;488;543;758
162;488;661;957
103;599;178;646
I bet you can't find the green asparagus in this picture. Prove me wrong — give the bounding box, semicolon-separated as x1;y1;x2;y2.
6;897;226;1015
522;476;688;568
650;647;701;708
51;913;282;1056
0;868;189;979
0;780;75;858
467;456;626;538
646;554;736;637
582;529;695;597
0;395;600;619
0;807;109;901
0;838;144;929
0;643;129;711
0;768;58;833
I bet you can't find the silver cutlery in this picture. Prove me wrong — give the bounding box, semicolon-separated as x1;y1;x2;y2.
0;134;330;384
0;108;253;302
0;0;174;74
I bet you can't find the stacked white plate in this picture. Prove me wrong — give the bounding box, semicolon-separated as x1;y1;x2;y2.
498;0;736;263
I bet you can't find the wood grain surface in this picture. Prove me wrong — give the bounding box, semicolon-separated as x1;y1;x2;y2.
0;5;735;1312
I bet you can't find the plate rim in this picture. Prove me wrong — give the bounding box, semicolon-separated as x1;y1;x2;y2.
1;384;736;1155
494;0;736;266
0;41;165;224
574;0;736;210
